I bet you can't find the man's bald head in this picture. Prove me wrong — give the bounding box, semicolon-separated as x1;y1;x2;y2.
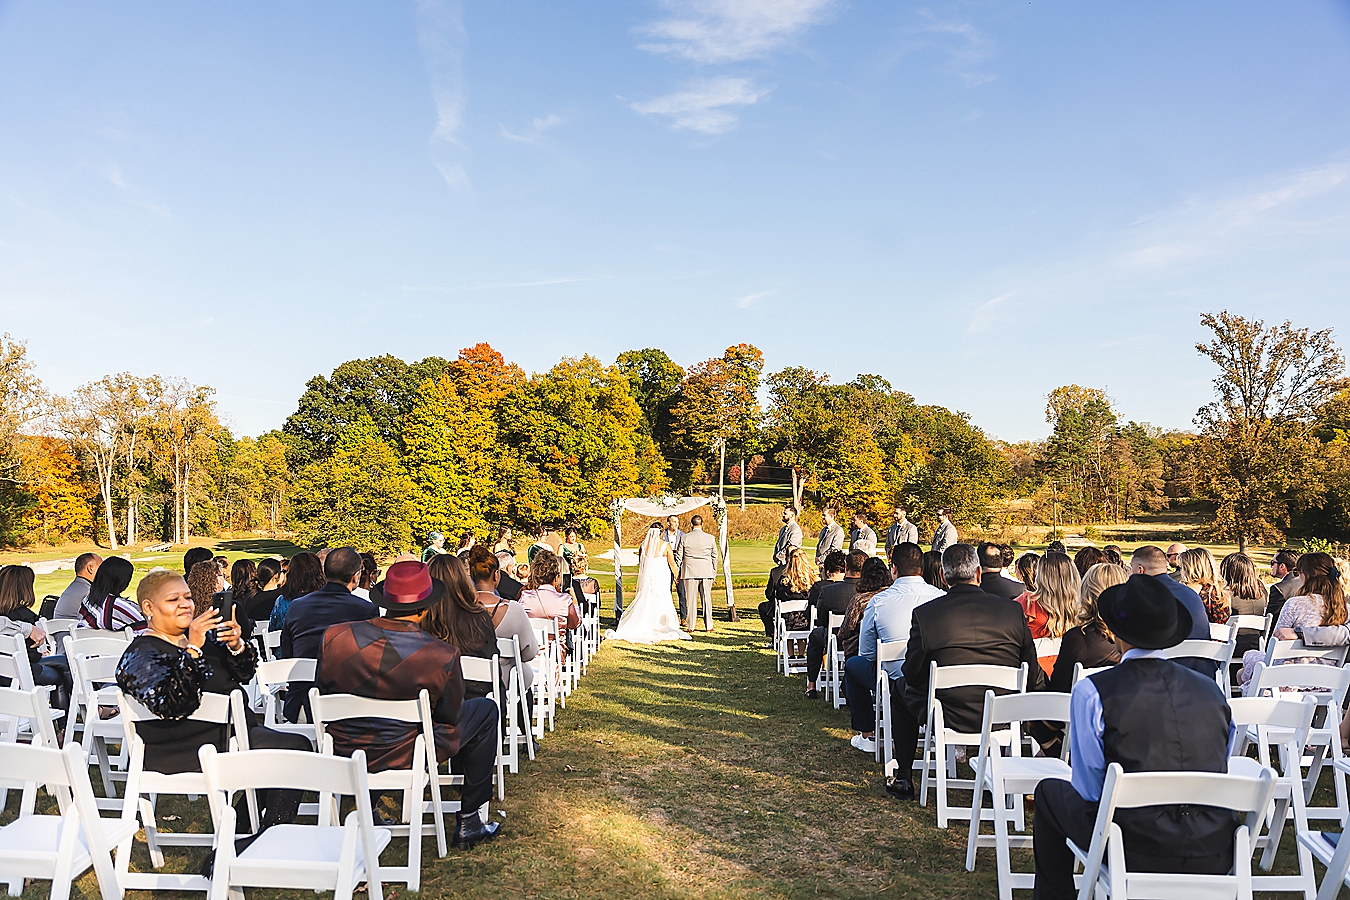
1131;545;1170;576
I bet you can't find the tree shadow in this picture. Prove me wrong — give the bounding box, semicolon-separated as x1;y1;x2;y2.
213;538;307;556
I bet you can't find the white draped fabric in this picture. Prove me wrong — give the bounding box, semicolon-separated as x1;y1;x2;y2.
620;496;711;517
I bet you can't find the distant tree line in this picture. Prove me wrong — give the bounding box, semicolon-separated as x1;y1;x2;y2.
1;311;1346;552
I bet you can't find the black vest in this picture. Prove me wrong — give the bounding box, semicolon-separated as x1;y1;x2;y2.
1090;657;1236;860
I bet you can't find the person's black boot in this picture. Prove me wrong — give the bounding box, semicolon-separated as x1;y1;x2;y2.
885;777;915;801
453;811;501;850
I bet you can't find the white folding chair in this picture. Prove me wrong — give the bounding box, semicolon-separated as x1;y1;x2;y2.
261;629;283;662
68;652;128;806
820;612;846;707
1298;756;1350;900
1264;639;1349;668
965;690;1074;900
310;688;445;887
114;690;253;892
872;640;906;766
0;686;61;816
777;600;810;676
253;658;318;747
1069;761;1275;900
1228;694;1319;899
61;632;131;752
1243;661;1350;824
1033;636;1061;662
0;742;134;900
199;745;392;900
530;621;559;737
496;636;533;768
0;635;62;743
1228;613;1271;647
918;662;1029;828
455;656;506;803
1070;662;1112;686
578;587;601;673
37;618;79;659
1161;637;1236;690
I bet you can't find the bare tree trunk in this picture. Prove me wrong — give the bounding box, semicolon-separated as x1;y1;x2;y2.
739;455;746;511
101;468;118;550
182;459;191;544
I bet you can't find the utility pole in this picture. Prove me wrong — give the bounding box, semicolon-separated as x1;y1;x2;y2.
1051;480;1061;542
717;438;726;501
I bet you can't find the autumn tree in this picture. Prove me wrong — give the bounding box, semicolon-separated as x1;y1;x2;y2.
1193;311;1346;550
146;379;220;544
56;374;145;548
14;437;96;544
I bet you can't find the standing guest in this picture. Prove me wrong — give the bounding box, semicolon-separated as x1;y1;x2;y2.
79;557;143;631
921;550;948;591
53;553;102;619
245;558;285;623
1049;563;1127;693
773;507;803;567
1073;547;1107;578
183;546;213;575
884;506;920;558
491;526;515;562
815;507;845;570
931;508;958;555
116;570;309;853
1221;552;1267;658
0;565;71;704
844;543;944;746
1240;551;1347;687
317;560;502;850
267;552;325;632
279;547;376;722
466;546;539;700
803;550;855;698
423;555;499;699
561;528;587;576
1129;546;1214;676
1177;547;1228;625
1164;542;1188;571
1020;552;1082;677
978;543;1023;599
759;547;815;640
1102;545;1126;568
455;532;476;559
352;553;379;601
1015;552;1041;597
421;532;447;564
848;513;878;557
1032;575;1235;899
518;550;581;633
1266;549;1303;622
883;544;1045;794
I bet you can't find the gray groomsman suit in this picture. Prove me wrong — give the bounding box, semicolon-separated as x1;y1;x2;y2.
815;522;844;565
773;521;803;566
680;527;719;631
932;520;958;554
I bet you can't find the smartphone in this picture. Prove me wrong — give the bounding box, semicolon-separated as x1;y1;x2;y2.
212;589;235;628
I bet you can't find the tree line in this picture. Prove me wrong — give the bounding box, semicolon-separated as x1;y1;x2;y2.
1;311;1347;553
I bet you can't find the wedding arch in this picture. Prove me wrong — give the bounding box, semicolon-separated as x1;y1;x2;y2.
608;493;735;614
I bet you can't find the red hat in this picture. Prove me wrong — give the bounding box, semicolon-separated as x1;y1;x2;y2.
370;560;445;612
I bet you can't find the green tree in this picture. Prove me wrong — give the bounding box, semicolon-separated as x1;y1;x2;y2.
1193;311;1346;550
669;344;764;498
289;416;416;555
1039;385;1119;523
615;348;684;444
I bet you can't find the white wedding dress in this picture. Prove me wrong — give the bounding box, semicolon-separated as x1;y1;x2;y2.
606;531;692;644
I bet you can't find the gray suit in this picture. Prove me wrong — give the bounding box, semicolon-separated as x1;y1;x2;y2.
885;520;919;555
679;528;719;631
815;522;844;564
932;520;958;554
773;521;803;566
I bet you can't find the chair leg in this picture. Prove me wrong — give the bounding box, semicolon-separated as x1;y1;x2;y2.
141;795;166;868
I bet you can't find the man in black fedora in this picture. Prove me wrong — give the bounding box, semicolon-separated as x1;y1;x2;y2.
1032;574;1235;900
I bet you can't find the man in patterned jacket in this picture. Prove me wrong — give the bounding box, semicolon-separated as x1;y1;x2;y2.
317;559;501;850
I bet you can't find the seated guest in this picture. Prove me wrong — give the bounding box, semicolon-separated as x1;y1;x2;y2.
0;565;71;706
1220;552;1266;658
1266;549;1303;622
183;546;213;576
1129;545;1214;677
1033;575;1236;899
1049;562;1127;693
53;552;101;619
79;556;143;631
1177;547;1228;625
267;551;325;632
759;547;815;640
979;542;1022;599
225;558;257;620
838;558;896;749
188;560;252;642
352;553;380;601
279;547;375;722
921;550;947;591
1047;540;1067;555
494;551;524;601
1239;551;1346;688
1073;546;1106;578
569;555;600;612
886;544;1046;798
1014;552;1040;601
244;558;284;623
803;550;855;698
423;555;499;699
1102;544;1126;568
467;546;540;697
1020;553;1081;677
1000;544;1020;586
518;550;581;632
116;570;309;854
843;544;942;751
317;560;502;850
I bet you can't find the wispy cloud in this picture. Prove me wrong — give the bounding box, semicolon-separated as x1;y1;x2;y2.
95;161;170;217
637;0;837;64
631;77;770;134
500;112;564;143
415;0;469;190
899;11;996;87
735;288;775;307
401;275;609;293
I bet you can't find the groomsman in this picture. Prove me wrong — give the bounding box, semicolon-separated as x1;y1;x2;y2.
931;508;958;554
773;507;803;566
815;507;845;569
848;512;877;556
884;505;919;557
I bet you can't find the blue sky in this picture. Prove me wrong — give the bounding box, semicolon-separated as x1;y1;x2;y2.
2;1;1348;442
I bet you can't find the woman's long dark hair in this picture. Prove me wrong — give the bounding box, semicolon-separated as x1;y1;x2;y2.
857;557;894;595
921;550;948;590
284;552;325;600
0;565;35;615
231;558;258;604
423;554;496;654
88;557;134;611
255;558;283;590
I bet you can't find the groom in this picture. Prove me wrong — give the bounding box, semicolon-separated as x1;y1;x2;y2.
680;515;719;632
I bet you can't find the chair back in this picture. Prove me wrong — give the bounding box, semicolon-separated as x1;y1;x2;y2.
930;662;1028;693
1246;661;1350;704
1070;662;1112;686
827;612;845;632
984;689;1072;728
64;631;132;658
200;744;374;829
459;655;501;696
1265;638;1349;666
1033;637;1061;659
262;629;283;659
1228;694;1318;763
0;634;35;692
37;617;78;656
256;657;316;685
118;690;234;727
0;742;101;822
1210;621;1235;642
779;599;808;615
310;688;435;769
1162;638;1236;663
0;686;58;748
877;640;906;664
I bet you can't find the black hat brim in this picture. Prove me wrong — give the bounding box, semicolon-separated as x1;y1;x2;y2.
1097;583;1193;650
370;576;446;613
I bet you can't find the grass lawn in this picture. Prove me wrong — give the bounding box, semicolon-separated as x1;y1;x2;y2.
14;614;1328;900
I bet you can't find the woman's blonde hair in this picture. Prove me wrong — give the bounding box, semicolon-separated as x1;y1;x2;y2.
1297;552;1348;627
783;547;817;595
1177;547;1220;591
1079;563;1129;633
1033;553;1082;638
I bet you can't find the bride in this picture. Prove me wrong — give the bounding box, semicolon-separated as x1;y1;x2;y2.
606;522;693;644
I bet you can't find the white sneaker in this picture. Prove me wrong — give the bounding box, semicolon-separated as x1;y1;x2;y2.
850;734;877;753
